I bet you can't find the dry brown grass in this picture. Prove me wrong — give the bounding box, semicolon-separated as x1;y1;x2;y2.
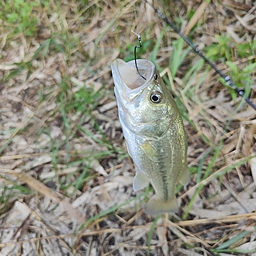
0;0;256;255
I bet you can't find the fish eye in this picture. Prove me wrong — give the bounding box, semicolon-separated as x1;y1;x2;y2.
154;73;158;80
150;91;162;104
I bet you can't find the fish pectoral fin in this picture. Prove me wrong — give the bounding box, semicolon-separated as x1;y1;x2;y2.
179;168;190;186
144;195;179;216
140;141;159;161
133;171;150;192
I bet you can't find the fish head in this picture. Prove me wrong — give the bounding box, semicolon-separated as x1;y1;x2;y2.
111;59;179;138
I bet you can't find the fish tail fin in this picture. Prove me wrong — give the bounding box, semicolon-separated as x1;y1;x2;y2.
144;195;179;216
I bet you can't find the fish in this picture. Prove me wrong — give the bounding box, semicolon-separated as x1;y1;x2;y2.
111;58;190;216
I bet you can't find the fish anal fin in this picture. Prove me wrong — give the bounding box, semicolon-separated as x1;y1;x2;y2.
144;195;179;216
179;168;190;186
133;171;150;192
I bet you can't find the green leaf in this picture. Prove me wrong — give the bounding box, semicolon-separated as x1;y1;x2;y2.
149;26;167;71
226;61;238;74
206;44;220;58
7;13;19;22
242;62;256;73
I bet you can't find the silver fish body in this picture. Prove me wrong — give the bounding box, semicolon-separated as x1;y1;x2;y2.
111;59;189;216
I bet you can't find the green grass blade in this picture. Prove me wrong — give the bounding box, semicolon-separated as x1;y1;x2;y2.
147;215;161;256
79;191;148;230
215;230;249;250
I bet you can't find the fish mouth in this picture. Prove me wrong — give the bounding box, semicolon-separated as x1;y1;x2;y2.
111;59;155;94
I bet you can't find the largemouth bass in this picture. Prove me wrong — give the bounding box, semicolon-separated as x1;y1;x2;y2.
111;59;190;216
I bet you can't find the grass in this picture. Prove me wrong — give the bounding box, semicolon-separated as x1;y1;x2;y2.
0;0;256;255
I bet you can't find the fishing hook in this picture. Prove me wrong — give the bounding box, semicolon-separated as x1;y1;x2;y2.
131;30;146;80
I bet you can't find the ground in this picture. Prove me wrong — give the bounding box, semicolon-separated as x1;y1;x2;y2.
0;0;256;255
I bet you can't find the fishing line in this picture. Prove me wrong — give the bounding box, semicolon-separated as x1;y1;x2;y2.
131;30;146;80
143;0;256;111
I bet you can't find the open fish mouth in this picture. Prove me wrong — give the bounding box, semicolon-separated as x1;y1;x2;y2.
111;59;155;93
